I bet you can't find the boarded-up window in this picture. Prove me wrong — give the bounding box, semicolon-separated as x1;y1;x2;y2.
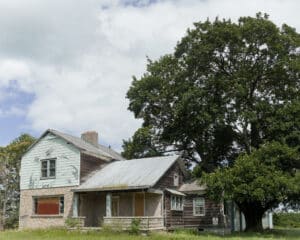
34;196;64;215
193;197;205;216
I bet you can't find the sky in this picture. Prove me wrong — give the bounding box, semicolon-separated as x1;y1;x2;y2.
0;0;299;151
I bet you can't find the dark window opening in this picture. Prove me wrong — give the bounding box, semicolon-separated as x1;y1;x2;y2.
41;158;56;179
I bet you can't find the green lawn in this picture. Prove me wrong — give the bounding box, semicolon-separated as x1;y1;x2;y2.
0;228;299;240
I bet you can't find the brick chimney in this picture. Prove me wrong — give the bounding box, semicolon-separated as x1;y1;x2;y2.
81;131;98;146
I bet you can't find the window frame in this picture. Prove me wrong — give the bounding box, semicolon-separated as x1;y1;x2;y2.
171;195;183;211
40;158;56;179
173;173;179;187
193;197;205;216
33;195;64;216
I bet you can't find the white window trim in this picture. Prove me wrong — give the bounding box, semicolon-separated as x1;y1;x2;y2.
193;197;205;216
171;195;183;211
40;158;56;179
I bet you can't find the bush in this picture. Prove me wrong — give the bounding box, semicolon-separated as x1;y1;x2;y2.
130;218;141;235
273;213;300;228
64;218;82;228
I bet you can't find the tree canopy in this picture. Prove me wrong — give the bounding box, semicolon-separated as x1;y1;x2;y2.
125;13;300;172
203;142;300;231
124;13;300;231
0;134;35;229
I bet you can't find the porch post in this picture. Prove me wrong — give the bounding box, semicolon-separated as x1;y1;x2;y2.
73;193;79;217
106;193;112;217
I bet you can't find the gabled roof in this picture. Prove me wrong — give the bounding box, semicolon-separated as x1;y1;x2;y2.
73;155;184;192
178;180;206;193
24;129;124;161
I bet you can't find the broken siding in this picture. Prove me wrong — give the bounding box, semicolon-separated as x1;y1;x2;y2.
20;133;81;190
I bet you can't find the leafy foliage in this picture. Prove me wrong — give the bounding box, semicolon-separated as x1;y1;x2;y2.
273;213;300;228
203;142;300;231
122;127;162;159
125;13;300;173
0;134;35;229
129;218;141;235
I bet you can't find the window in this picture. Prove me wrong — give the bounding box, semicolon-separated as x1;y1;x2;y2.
41;158;56;178
171;195;183;211
33;196;64;215
193;197;205;216
173;173;179;186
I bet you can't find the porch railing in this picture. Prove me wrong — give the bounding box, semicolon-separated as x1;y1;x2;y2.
103;216;164;230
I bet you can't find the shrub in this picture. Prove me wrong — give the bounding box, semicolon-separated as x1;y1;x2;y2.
273;213;300;228
65;218;82;228
130;218;141;235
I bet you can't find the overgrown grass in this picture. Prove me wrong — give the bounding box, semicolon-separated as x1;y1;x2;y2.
0;228;299;240
274;213;300;228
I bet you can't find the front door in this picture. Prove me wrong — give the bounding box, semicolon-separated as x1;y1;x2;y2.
134;193;144;216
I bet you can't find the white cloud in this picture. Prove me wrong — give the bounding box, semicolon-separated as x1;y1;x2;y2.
0;0;299;150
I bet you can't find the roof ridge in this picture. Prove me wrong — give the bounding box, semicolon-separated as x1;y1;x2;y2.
48;129;124;160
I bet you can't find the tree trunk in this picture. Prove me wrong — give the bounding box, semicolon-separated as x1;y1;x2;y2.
242;207;264;232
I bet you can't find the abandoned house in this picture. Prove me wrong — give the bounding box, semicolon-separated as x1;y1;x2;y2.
19;129;273;232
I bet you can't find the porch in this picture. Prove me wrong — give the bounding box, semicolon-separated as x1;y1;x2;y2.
72;190;165;230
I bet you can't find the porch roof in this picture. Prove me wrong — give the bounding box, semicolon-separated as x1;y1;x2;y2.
73;155;180;192
178;180;206;193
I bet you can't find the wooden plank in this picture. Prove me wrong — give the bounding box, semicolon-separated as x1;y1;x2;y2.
134;193;144;216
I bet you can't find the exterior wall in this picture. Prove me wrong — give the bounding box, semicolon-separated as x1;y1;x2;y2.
154;162;184;190
19;187;74;229
103;217;164;230
80;153;108;183
183;194;225;228
145;193;162;217
20;133;81;190
164;193;226;230
164;192;184;228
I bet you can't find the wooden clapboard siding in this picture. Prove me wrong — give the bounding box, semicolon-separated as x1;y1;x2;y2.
164;193;224;229
80;153;108;183
164;192;184;228
182;195;224;227
20;133;81;190
154;162;184;190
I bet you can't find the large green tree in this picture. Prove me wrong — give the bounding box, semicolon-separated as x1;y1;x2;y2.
124;13;300;231
0;134;35;229
204;142;299;231
125;13;300;172
121;126;162;159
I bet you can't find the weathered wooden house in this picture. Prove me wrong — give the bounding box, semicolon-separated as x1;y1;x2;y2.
19;129;272;232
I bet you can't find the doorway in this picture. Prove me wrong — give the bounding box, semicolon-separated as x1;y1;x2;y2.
134;193;144;216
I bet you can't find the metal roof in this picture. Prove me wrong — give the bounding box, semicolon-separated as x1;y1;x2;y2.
24;129;124;161
74;155;180;192
165;188;186;196
178;180;206;193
